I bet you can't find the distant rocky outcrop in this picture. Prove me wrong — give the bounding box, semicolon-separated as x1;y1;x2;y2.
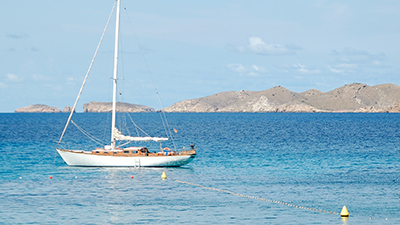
163;83;400;113
14;83;400;113
62;106;73;113
83;101;155;113
15;104;61;113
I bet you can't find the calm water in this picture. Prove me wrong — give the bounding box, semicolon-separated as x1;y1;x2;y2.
0;113;399;224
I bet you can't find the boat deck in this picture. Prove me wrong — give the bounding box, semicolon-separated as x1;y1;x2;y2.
58;147;196;157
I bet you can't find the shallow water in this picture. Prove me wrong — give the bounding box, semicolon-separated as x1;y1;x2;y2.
1;113;399;224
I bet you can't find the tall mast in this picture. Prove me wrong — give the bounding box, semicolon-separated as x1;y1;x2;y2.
111;0;121;150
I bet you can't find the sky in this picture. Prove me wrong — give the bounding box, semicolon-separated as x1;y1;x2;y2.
1;0;400;112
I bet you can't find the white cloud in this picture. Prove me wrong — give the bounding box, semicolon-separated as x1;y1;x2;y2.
333;48;386;67
233;37;298;55
329;48;386;75
328;63;358;75
235;46;246;53
298;68;321;75
6;33;30;39
246;72;260;77
227;63;268;77
293;63;320;74
248;37;290;55
252;64;267;73
328;66;344;74
31;74;51;81
372;61;383;66
294;76;304;80
66;77;77;85
227;63;246;73
293;63;306;69
252;65;259;71
6;73;23;82
336;63;357;69
0;82;7;88
44;84;63;91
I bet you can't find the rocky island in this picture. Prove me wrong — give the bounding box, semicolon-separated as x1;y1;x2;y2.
83;101;155;112
14;102;154;113
14;83;400;113
15;104;61;113
62;106;73;113
163;83;400;113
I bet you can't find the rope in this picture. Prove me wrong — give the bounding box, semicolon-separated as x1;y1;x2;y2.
174;180;340;216
117;140;133;148
127;113;151;137
160;111;176;150
122;7;177;150
71;120;105;145
57;1;117;146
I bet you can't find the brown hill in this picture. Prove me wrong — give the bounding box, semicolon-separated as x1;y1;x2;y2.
83;101;155;113
304;83;400;112
163;90;254;112
163;83;400;113
15;104;61;113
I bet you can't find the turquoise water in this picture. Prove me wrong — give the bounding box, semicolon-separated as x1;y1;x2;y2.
1;113;399;224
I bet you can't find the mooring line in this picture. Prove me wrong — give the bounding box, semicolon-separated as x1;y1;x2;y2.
175;180;339;215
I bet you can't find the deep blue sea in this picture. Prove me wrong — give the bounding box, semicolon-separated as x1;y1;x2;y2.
1;113;399;224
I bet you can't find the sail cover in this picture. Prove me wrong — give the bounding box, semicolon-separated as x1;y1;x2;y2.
113;128;168;142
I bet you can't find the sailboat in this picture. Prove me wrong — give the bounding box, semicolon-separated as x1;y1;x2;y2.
56;0;196;167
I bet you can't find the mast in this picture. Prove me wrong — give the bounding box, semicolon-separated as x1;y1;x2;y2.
111;0;121;150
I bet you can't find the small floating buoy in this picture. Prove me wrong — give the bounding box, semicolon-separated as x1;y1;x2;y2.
49;176;53;179
340;205;349;217
19;177;22;179
161;172;167;180
131;176;134;179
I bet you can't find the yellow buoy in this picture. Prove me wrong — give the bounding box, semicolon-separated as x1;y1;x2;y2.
340;205;349;217
161;172;167;180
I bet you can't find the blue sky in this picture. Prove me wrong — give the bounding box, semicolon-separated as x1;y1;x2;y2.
1;0;399;112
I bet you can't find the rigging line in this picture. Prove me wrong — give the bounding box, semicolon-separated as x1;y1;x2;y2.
117;139;133;148
57;1;117;146
122;8;175;147
122;113;132;137
117;22;126;135
71;120;105;145
126;113;151;137
160;111;176;150
128;113;141;137
102;111;111;142
119;28;126;103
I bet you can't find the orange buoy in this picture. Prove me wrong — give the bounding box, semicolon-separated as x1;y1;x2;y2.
131;176;134;179
49;176;53;179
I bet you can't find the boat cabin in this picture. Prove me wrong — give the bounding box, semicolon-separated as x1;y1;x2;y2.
91;147;164;156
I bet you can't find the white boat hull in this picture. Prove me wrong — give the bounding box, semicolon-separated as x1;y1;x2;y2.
56;149;195;167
